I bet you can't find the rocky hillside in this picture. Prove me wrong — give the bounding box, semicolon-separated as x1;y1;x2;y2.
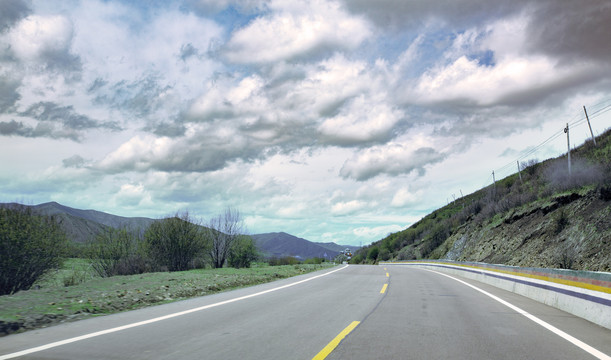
354;129;611;272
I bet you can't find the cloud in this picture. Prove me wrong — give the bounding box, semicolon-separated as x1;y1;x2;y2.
341;0;524;30
525;1;611;64
222;0;372;63
331;200;366;215
2;0;611;247
184;0;265;15
5;14;81;72
0;77;21;112
340;144;447;181
62;155;87;168
0;0;30;31
317;94;403;146
111;183;153;208
18;101;121;139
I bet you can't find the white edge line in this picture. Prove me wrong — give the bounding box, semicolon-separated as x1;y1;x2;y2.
0;265;349;360
423;268;611;360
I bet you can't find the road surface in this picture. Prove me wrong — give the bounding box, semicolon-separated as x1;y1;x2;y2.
0;265;609;359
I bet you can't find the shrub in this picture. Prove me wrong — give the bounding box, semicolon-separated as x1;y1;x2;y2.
304;257;324;265
553;210;569;235
558;248;576;270
268;256;300;266
378;248;391;261
227;236;259;268
0;207;68;295
89;227;149;277
349;253;364;264
144;212;207;272
544;157;604;192
367;246;379;263
521;159;539;176
396;246;416;261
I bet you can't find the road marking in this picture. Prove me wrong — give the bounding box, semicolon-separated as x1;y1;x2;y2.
0;265;350;360
380;283;388;294
312;321;360;360
425;269;611;360
386;272;389;277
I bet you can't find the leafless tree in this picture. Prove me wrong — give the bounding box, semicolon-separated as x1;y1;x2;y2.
205;207;244;268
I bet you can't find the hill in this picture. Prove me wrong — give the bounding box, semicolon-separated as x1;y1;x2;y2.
250;232;358;260
0;203;346;260
354;128;611;272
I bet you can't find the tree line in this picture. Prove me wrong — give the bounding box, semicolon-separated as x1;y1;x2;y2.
0;206;258;295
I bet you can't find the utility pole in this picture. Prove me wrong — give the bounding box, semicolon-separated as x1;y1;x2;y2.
564;123;571;176
492;170;496;196
583;106;596;146
517;161;523;183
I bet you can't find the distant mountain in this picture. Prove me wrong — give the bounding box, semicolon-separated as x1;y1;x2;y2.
1;202;154;243
32;202;155;230
314;242;360;254
250;232;356;260
1;202;356;260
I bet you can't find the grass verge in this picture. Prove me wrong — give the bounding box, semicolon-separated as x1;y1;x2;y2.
0;260;334;336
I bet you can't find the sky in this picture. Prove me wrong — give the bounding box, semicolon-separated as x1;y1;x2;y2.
1;0;610;246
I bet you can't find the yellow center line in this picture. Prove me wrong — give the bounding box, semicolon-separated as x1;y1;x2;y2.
312;321;361;360
386;272;389;277
380;283;388;294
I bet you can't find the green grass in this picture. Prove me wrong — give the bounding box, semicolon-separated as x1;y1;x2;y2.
0;260;334;335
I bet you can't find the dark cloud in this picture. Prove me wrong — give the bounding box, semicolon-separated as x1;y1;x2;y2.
93;76;173;118
526;0;611;64
0;0;30;31
179;43;199;61
87;78;108;94
20;101;120;132
147;121;186;137
340;146;447;181
342;0;523;31
0;120;27;136
62;155;86;168
0;77;21;112
345;0;611;66
184;0;265;18
0;119;80;141
0;102;123;141
41;47;82;76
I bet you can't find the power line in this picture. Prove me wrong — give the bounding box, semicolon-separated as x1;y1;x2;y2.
480;99;611;189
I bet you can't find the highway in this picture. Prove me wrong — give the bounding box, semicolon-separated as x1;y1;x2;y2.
0;265;609;359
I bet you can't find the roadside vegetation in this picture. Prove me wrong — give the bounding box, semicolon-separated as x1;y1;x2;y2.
0;207;69;295
0;260;331;336
352;128;611;271
0;206;335;336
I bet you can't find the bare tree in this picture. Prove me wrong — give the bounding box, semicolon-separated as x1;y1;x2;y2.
206;207;244;268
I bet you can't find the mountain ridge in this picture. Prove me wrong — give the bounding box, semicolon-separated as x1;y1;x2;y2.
1;203;354;260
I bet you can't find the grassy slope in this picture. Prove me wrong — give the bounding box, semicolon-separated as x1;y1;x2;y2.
0;260;334;336
356;129;611;272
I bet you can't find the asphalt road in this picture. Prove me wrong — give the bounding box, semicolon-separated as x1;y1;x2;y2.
0;265;609;360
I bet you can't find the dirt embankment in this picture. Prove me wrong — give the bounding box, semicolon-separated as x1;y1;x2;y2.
445;187;611;272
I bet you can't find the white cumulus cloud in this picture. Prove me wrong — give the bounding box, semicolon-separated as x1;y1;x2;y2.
223;0;372;63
